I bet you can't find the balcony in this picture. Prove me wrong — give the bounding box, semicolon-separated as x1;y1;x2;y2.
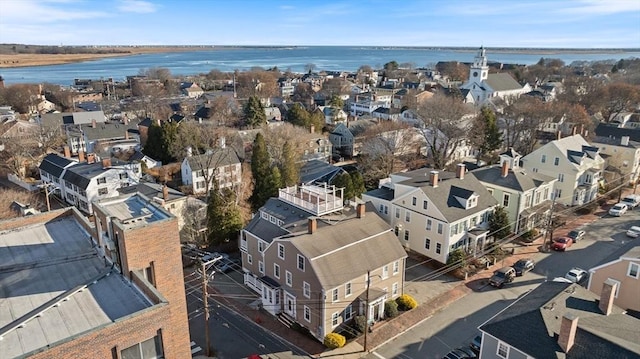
278;184;344;216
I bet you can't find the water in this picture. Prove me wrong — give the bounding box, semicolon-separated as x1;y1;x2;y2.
1;46;639;85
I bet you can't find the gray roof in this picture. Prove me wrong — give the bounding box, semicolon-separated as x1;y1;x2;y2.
0;211;152;358
299;160;346;185
40;111;106;127
75;120;139;141
118;182;185;202
485;73;523;92
592;136;640;149
396;169;498;222
595;123;640;142
480;281;640;359
364;187;395;201
62;158;130;190
289;203;406;288
185;147;240;171
93;194;171;229
473;165;555;192
39;153;76;178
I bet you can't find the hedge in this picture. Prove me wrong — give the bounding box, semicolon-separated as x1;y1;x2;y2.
384;300;399;318
396;294;418;311
324;332;346;349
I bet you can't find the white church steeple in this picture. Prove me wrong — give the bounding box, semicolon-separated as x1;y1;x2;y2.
469;46;489;83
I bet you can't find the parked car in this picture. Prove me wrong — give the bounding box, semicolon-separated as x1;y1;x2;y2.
444;348;473;359
622;195;640;208
552;237;573;251
553;277;573;283
214;258;240;273
513;258;535;276
469;335;482;354
455;346;477;358
489;266;516;288
564;267;588;283
567;229;586;243
627;225;640;238
201;252;224;263
609;203;628;216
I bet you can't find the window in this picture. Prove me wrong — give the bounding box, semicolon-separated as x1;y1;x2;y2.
628;262;640;279
425;238;431;250
554;157;560;166
119;173;128;179
393;261;399;274
332;288;339;302
143;263;155;287
423;200;428;210
247;254;252;264
379;204;384;213
541;154;546;163
412;197;416;206
558;173;564;182
278;244;285;259
344;305;353;320
392;282;398;296
258;241;265;252
285;271;292;286
437;223;443;234
297;254;305;271
97;177;106;184
274;264;280;278
345;282;352;297
503;193;510;207
405;211;411;222
258;261;264;274
426;219;432;231
65;181;73;189
404;230;410;241
331;312;339;327
395;208;400;218
382;265;389;279
497;341;509;358
304;306;311;322
98;188;108;195
303;282;310;298
555;189;562;199
436;243;441;254
121;334;163;359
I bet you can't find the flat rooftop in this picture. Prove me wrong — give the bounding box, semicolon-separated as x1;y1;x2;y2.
95;193;170;229
0;214;152;358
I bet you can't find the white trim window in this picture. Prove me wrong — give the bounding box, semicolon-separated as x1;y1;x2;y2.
345;282;352;297
497;341;509;358
285;270;292;287
273;263;280;278
392;282;398;296
297;254;305;271
393;261;399;275
304;305;311;322
382;265;389;279
331;312;339;327
628;262;639;279
344;304;353;321
303;281;310;298
278;244;285;260
247;254;253;264
332;288;339;302
258;261;264;274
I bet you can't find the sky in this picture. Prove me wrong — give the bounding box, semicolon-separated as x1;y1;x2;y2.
0;0;639;48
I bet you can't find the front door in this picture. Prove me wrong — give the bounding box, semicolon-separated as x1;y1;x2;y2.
285;292;296;318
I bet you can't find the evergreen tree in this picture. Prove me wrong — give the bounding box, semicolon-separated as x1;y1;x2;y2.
480;107;502;155
488;206;511;240
286;103;310;127
350;172;366;196
207;184;243;246
160;120;179;163
143;121;164;161
280;141;299;187
249;133;271;210
332;173;354;203
329;94;344;109
266;166;282;199
244;95;266;128
309;108;325;133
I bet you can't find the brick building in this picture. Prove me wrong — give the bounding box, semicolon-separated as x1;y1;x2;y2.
0;193;190;358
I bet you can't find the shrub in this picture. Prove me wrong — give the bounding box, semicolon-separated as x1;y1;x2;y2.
447;248;465;265
396;294;418;311
384;300;399;318
324;332;346;349
352;315;367;334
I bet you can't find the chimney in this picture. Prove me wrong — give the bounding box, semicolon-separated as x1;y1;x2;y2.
63;145;71;158
157;119;162;127
102;157;111;169
558;312;579;353
583;129;588;138
124;130;129;140
456;163;466;179
621;136;630;146
92;119;97;128
572;126;577;136
310;125;315;134
557;130;562;140
501;160;509;177
356;203;366;218
78;150;85;163
86;153;96;164
430;171;439;188
599;279;618;316
579;124;585;136
308;218;317;234
162;184;169;201
220;136;226;149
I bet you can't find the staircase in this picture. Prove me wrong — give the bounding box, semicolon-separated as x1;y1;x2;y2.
277;312;295;328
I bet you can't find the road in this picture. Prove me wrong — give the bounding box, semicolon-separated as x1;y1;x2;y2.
366;209;640;359
184;268;310;359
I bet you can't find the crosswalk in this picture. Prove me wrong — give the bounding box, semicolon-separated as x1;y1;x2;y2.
191;341;202;356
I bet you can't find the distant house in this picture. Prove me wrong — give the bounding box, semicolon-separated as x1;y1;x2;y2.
328;120;377;158
65;119;140;156
299;159;346;185
118;182;188;230
592;135;640;185
181;82;204;98
265;107;282;122
318;106;347;125
588;246;640;313
180;147;242;194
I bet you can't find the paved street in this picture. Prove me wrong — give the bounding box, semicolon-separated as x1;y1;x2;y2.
366;208;640;359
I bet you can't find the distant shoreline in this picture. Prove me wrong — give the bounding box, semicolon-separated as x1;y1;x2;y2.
0;45;638;69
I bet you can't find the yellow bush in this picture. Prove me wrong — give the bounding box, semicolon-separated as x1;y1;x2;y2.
323;332;346;349
396;294;418;310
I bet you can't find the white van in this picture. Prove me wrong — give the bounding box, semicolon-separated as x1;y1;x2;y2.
626;226;640;238
622;195;640;209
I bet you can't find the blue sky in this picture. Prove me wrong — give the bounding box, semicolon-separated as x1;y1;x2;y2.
0;0;639;48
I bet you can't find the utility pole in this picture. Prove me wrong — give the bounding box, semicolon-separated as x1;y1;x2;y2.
44;183;51;212
201;261;211;357
545;195;557;250
363;270;371;352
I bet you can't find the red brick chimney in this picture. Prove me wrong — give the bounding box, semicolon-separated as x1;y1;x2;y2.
356;203;366;218
430;170;439;188
308;218;317;234
558;312;579;353
162;184;169;201
125;130;130;140
501;161;509;177
91;119;97;128
572;126;577;136
599;279;618;316
78;150;85;163
102;157;111;169
63;145;71;158
456;163;465;179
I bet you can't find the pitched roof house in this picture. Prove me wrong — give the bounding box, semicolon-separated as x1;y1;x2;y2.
241;185;407;342
478;281;640;358
591;135;640;186
180;147;241;194
587;246;640;312
362;164;498;264
521;134;605;206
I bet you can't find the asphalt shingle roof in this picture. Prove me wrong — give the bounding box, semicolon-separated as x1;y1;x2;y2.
185;147;240;170
39;153;76;178
473;165;555;192
485;73;523;92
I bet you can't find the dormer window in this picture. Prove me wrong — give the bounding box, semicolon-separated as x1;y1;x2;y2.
467;194;479;209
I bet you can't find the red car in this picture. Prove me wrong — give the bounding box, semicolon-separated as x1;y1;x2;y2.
552;237;573;251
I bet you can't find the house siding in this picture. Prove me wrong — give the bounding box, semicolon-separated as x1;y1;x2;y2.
480;333;530;359
588;259;640;312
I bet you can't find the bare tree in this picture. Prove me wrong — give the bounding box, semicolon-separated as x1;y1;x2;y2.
180;198;208;245
416;94;472;169
598;82;640;122
261;122;310;166
503;96;551;155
